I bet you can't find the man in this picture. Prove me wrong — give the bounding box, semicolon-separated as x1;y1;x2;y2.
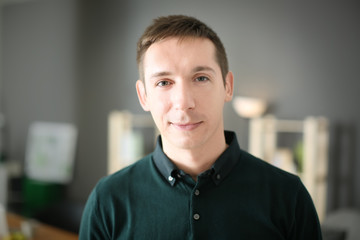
79;15;322;239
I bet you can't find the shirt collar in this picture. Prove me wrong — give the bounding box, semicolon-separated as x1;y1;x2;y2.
152;131;241;186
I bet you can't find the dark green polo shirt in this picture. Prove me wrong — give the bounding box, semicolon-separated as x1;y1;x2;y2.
79;131;322;239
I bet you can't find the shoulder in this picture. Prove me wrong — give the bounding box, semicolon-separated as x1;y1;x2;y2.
95;154;153;195
235;149;309;209
82;154;154;222
238;150;321;237
238;149;317;212
79;156;153;239
239;149;301;186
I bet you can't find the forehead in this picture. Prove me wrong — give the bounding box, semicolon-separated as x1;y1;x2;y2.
142;37;219;78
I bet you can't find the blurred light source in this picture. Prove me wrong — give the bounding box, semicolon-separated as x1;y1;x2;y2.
233;96;267;118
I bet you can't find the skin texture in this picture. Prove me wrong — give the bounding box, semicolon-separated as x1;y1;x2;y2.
136;37;234;179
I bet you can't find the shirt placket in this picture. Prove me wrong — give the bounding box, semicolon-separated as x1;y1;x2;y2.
189;176;207;240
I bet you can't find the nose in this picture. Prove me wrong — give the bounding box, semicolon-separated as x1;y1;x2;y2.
172;81;195;111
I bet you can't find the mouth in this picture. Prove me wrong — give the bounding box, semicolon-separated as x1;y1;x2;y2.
170;121;203;131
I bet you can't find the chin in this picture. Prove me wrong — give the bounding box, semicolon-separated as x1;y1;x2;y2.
170;133;206;150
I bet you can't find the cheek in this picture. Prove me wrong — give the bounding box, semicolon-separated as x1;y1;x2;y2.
200;88;225;107
148;96;170;119
208;93;227;117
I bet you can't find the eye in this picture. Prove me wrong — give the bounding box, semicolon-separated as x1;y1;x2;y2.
156;80;171;87
195;76;210;82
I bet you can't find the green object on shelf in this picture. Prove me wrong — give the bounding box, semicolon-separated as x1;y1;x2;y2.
294;141;304;173
22;177;63;217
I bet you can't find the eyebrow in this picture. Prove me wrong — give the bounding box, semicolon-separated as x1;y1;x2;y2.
149;71;172;79
149;66;216;80
192;66;216;74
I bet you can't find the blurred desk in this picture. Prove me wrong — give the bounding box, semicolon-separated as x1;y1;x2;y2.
6;212;78;240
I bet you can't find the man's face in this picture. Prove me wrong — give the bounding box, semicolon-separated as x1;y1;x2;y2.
136;37;233;151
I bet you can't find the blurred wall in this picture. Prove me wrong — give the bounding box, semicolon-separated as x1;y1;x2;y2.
1;0;79;155
1;0;360;213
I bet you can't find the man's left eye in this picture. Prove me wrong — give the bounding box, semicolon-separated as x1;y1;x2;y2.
195;76;209;82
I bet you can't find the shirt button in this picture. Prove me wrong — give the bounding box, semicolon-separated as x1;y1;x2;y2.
216;174;221;180
168;176;174;181
194;189;200;196
193;213;200;220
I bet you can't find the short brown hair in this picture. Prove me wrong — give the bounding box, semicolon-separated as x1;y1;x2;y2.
137;15;229;84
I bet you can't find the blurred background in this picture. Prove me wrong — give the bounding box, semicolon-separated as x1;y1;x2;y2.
0;0;359;238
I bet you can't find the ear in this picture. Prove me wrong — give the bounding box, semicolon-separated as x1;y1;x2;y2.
136;80;150;111
224;71;234;102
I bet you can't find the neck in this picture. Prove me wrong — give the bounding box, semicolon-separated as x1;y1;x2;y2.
162;132;227;180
